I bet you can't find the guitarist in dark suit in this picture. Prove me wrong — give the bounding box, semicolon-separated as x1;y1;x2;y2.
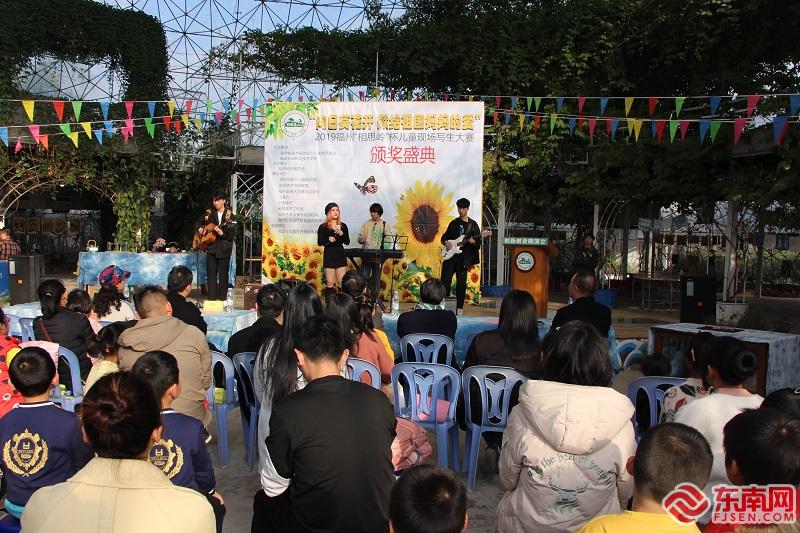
440;198;481;315
197;190;236;300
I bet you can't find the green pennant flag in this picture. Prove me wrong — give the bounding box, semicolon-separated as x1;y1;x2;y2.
675;97;686;117
144;117;155;138
669;120;679;142
71;101;83;121
549;113;557;134
526;97;533;111
710;121;722;142
59;123;71;137
534;97;542;111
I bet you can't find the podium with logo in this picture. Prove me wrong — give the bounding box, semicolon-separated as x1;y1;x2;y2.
506;237;558;318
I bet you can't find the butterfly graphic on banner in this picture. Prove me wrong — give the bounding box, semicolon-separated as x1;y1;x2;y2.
354;176;378;195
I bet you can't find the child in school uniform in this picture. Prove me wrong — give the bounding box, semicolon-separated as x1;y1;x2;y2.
0;347;93;518
132;350;225;533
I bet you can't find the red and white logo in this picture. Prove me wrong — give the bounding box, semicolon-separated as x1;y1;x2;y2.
662;483;712;524
711;484;797;525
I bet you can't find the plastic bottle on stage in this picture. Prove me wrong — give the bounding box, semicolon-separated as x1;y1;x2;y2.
391;290;400;315
224;288;234;312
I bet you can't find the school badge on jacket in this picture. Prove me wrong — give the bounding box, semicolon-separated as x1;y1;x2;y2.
148;438;184;479
3;429;48;477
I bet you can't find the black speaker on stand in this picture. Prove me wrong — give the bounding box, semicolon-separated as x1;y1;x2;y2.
680;275;716;324
10;255;43;305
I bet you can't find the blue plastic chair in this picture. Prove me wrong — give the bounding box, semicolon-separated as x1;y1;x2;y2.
462;365;527;491
232;351;258;471
49;347;84;412
616;340;642;363
346;357;381;389
99;320;114;328
206;351;237;468
18;318;34;342
626;376;685;439
392;362;461;470
399;334;455;367
4;314;20;340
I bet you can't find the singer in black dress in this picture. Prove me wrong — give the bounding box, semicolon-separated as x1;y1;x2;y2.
317;202;350;289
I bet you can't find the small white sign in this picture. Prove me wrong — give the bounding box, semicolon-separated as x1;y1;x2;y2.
515;251;535;272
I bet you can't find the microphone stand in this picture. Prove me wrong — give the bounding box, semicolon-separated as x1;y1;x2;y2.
375;220;387;312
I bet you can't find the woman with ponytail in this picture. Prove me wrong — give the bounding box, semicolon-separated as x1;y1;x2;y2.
84;322;131;392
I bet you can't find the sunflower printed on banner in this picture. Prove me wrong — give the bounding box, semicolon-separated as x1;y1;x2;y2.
394;180;454;271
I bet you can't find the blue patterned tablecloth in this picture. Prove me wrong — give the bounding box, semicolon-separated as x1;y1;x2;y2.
78;252;235;288
648;323;800;394
381;313;552;365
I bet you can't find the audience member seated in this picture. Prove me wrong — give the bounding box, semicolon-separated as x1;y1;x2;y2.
92;265;137;322
397;278;457;342
0;347;92;518
85;322;130;392
675;337;762;521
254;315;396;532
460;289;541;471
326;292;394;393
760;387;800;420
342;270;391;352
117;285;212;427
226;284;284;357
550;270;611;337
703;409;800;533
167;265;208;334
0;308;21;417
577;423;713;533
132;351;225;532
611;352;671;394
33;279;94;385
22;372;215;533
496;321;636;533
66;288;101;333
659;332;713;422
253;283;322;495
390;465;468;533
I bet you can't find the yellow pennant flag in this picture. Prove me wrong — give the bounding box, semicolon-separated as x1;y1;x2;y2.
625;97;634;116
519;114;525;129
168;100;176;116
81;122;92;137
69;132;79;147
194;117;202;130
631;119;642;141
181;114;189;127
22;100;35;121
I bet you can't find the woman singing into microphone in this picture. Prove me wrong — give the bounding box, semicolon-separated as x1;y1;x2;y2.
317;202;350;290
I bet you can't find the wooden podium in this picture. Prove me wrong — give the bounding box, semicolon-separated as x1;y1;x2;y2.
506;238;558;318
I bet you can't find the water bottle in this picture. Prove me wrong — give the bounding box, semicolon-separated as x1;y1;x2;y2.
391;290;400;315
123;284;130;299
225;288;234;312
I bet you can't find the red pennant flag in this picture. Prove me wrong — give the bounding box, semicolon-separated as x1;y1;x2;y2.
185;99;193;115
53;101;65;122
606;118;613;134
246;107;252;122
588;118;597;138
655;120;666;143
578;97;586;114
649;97;658;116
679;120;689;141
577;117;585;131
734;118;748;144
495;96;501;108
163;115;171;130
40;135;48;150
125;100;134;118
174;120;182;134
533;115;542;130
238;99;244;112
492;111;498;125
215;111;223;125
746;95;761;118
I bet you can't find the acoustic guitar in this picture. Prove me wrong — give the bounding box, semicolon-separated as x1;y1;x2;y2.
192;223;217;251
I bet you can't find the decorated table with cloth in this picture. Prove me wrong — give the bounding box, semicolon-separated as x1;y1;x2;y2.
2;302;255;354
77;252;235;288
649;322;800;395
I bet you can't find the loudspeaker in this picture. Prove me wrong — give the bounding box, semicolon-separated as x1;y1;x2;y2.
680;275;716;324
9;255;43;305
443;297;458;312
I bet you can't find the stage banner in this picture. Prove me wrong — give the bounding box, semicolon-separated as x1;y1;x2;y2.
262;101;484;302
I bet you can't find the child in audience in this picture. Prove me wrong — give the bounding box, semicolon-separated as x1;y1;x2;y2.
84;322;130;392
760;387;800;420
131;350;225;532
66;288;102;334
390;465;468;533
0;347;93;518
577;423;713;533
703;408;800;533
660;332;713;422
0;308;22;418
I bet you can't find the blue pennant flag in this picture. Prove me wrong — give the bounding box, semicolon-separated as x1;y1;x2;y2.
252;98;259;111
0;127;7;146
222;100;231;113
790;94;800;116
710;96;721;116
651;120;657;138
147;101;156;117
199;112;207;123
94;129;104;144
524;113;531;125
568;117;576;135
610;118;619;138
699;119;710;143
600;97;609;115
100;101;110;120
556;96;565;112
510;96;518;109
103;120;113;136
773;116;789;144
504;111;511;126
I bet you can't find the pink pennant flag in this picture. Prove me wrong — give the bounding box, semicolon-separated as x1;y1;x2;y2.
588;117;597;138
174;120;182;134
163;115;171;130
648;97;658;116
492;111;498;125
215;111;223;125
746;95;761;118
679;120;689;141
235;112;241;125
578;96;586;114
655;120;666;143
495;96;501;108
28;125;40;143
238;99;244;112
53;101;65;122
121;127;131;142
185;99;193;115
245;107;252;122
14;138;22;153
40;135;48;150
734;118;748;144
124;100;134;119
125;118;134;131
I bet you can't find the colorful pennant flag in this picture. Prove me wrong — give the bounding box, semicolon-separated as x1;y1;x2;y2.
630;119;643;141
655;120;666;142
518;114;525;129
214;111;223;126
206;100;213;115
533;97;541;111
144;117;155;137
163;115;172;130
59;123;71;137
550;113;557;134
72;101;83;121
492;111;498;125
556;97;564;112
675;97;686;117
526;97;533;111
510;96;518;109
680;120;689;141
599;97;609;115
578;96;586;114
648;97;658;116
790;94;800;116
194;117;202;130
174;120;182;134
223;100;231;113
495;96;501;108
185;99;193;116
746;95;761;118
668;120;679;143
710;96;721;115
181;114;189;128
567;117;576;135
699;119;710;143
624;97;634;116
28;125;40;144
125;100;134;119
503;111;510;126
22;100;34;121
773;116;789;145
0;127;7;146
710;121;722;142
610;118;619;138
40;135;48;150
168;100;176;117
53;101;65;122
245;107;252;123
100;101;110;120
533;115;542;130
147;101;156;117
94;129;103;144
81;122;92;137
14;138;22;153
69;132;79;147
121;127;131;142
104;120;113;137
733;118;748;144
588;117;597;139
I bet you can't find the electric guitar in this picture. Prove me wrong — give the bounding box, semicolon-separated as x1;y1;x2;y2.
442;229;491;261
